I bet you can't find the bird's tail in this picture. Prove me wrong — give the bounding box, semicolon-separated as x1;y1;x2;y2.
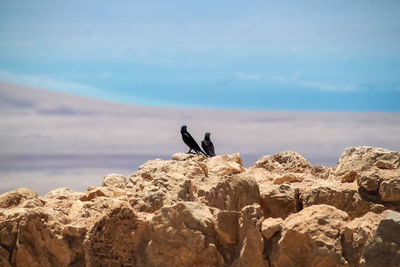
198;149;208;157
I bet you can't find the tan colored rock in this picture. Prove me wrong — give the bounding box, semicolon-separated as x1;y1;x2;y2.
2;148;400;266
232;204;267;267
273;173;303;184
340;170;359;183
261;217;283;239
0;246;12;267
146;202;225;267
128;155;207;212
215;210;240;245
269;204;350;267
171;152;204;161
360;210;400;267
83;203;150;266
197;173;260;211
102;173;127;188
333;146;400;182
206;153;245;176
379;177;400;202
260;184;299;219
299;185;385;219
311;165;332;180
67;197;128;227
375;159;395;169
357;172;381;192
251;151;312;173
44;188;82;200
342;212;383;267
79;187;107;201
2;208;79;267
0;188;40;209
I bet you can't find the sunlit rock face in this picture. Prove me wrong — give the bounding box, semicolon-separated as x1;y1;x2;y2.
1;146;400;266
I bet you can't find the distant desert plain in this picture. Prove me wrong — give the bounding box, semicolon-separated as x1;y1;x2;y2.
1;81;399;194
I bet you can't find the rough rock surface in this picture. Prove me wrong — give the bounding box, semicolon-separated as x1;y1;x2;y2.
1;147;400;266
102;173;127;188
359;210;400;267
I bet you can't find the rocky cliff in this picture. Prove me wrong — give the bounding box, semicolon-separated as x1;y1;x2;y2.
1;146;400;267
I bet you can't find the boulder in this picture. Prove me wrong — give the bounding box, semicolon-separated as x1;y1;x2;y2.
360;210;400;267
44;188;82;200
83;204;149;266
269;205;350;267
260;184;299;219
261;217;284;239
232;204;267;267
1;208;79;267
334;146;400;182
102;173;127;188
357;172;381;192
196;173;261;211
128;155;207;212
206;153;245;176
251;151;312;173
342;212;383;267
146;202;225;267
0;188;40;209
299;185;385;219
379;178;400;202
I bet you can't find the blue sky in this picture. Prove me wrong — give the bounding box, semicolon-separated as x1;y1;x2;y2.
0;0;399;111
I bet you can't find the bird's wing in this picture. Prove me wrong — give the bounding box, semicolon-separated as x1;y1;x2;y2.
201;140;209;155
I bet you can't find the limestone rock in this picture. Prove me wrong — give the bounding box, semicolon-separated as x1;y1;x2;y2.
260;184;299;219
1;148;400;266
102;173;127;188
379;178;400;202
44;188;82;200
128;155;207;212
269;204;350;267
273;173;303;184
232;204;267;267
342;212;383;267
261;217;283;239
1;208;79;267
215;210;241;245
334;146;400;182
197;173;261;211
299;185;385;219
357;172;381;192
206;153;245;176
360;210;400;267
0;188;40;209
375;160;395;169
83;204;149;266
251;151;312;173
79;187;107;201
146;202;225;267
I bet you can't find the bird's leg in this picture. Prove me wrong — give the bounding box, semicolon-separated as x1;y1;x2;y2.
187;148;193;154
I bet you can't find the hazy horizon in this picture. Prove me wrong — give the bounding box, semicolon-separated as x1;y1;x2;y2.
1;82;400;195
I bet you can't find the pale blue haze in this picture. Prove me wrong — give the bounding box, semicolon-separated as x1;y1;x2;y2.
1;0;399;110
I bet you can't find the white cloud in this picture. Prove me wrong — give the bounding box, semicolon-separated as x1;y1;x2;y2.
301;81;357;92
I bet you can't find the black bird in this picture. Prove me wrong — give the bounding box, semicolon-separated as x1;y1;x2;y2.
180;125;208;157
202;132;216;157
